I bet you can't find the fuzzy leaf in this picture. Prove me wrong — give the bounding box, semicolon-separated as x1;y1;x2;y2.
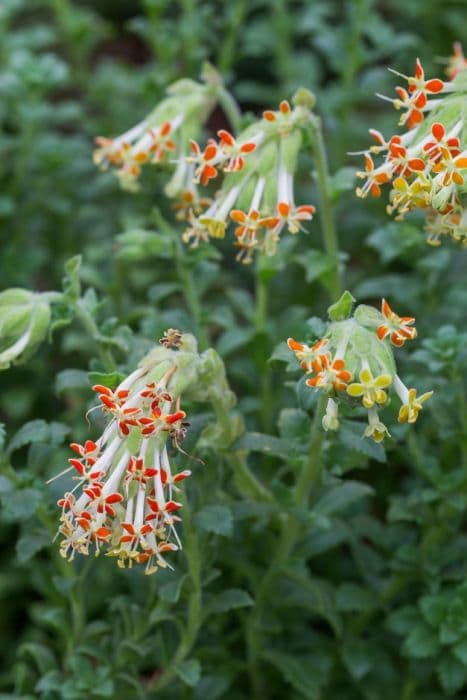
195;505;233;537
209;588;254;613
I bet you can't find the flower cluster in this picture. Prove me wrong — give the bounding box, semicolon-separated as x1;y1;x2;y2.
355;47;467;246
287;295;432;443
183;96;316;263
55;338;193;575
93;76;217;194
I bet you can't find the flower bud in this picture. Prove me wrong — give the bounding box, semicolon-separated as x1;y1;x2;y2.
0;289;51;370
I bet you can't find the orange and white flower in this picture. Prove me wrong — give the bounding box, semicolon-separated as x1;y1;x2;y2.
355;50;467;246
287;296;432;444
55;355;191;575
376;299;417;347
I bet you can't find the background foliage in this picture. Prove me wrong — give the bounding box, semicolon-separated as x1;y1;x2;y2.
0;0;466;698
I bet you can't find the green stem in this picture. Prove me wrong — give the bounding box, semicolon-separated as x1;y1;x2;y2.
146;495;202;693
308;115;343;299
217;85;243;134
230;451;274;503
174;237;210;350
217;0;247;76
255;258;273;433
75;301;117;372
246;394;327;698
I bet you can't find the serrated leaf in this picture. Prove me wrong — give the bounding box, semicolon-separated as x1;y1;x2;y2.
175;659;201;687
194;505;233;537
209;588;254;613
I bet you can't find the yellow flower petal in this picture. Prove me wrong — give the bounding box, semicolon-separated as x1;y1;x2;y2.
375;374;392;389
347;383;365;397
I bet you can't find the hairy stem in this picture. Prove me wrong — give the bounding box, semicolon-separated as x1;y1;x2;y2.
308;115;343;299
75;301;117;372
246;394;327;698
147;495;202;693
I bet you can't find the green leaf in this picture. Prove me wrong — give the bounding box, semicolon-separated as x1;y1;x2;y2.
195;505;233;537
62;255;81;302
336;583;378;612
55;369;89;394
7;419;50;454
159;575;186;603
437;653;467;695
404;622;440;659
216;327;255;357
0;475;14;494
338;422;386;463
209;588;254;613
453;640;467;666
18;642;56;674
314;481;374;517
1;488;42;522
295;249;334;284
342;640;374;680
234;432;304;460
87;371;125;389
281;574;342;637
327;290;355;321
175;659;201;687
16;530;50;564
419;594;447;627
264;651;330;700
278;408;311;441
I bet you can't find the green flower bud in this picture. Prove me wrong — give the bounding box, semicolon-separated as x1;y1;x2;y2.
0;289;51;370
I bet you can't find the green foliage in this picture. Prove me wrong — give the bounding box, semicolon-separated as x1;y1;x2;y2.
0;1;465;699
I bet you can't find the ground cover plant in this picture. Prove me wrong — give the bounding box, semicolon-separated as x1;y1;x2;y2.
0;1;466;698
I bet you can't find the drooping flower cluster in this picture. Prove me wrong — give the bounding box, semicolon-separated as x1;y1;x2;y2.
55;332;194;575
183;96;316;263
355;46;467;246
287;294;432;443
93;75;217;195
